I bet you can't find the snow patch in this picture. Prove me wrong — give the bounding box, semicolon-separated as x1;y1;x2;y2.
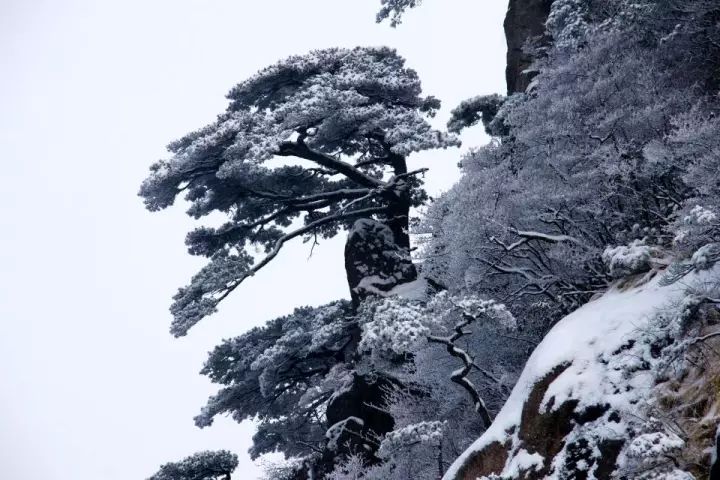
444;264;720;480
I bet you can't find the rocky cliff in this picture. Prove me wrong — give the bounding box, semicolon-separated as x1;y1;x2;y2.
442;2;720;479
445;266;720;480
504;0;553;93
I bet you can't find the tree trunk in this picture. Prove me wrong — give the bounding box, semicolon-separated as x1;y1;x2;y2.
386;152;412;250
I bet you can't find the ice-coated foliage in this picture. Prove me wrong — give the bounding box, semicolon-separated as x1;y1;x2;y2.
333;420;447;480
545;0;590;50
334;291;523;479
147;450;238;480
358;297;430;357
325;454;367;480
446;94;505;135
377;421;444;459
673;206;720;261
422;0;720;336
195;301;356;460
139;46;458;336
602;239;659;279
375;0;421;27
358;293;517;361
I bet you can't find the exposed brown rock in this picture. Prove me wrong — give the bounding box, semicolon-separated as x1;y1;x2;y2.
452;363;623;480
452;440;510;480
656;327;720;479
504;0;554;93
517;363;575;478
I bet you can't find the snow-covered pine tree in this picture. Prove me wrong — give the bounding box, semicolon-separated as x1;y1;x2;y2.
141;46;459;479
139;46;457;337
194;301;361;462
147;451;238;480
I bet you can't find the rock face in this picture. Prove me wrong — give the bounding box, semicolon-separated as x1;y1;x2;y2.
344;219;417;307
451;364;622;480
504;0;554;93
443;268;720;480
325;374;396;455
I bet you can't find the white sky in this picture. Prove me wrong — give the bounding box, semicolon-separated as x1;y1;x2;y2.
0;1;507;478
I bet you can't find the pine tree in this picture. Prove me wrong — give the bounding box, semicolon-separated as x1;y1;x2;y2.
139;46;457;337
147;451;238;480
141;46;458;478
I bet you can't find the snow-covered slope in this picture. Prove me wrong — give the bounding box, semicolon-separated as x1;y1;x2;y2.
445;265;720;480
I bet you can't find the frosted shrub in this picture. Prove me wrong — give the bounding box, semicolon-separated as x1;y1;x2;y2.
377;421;444;459
358;298;430;357
602;239;659;279
325;455;367;480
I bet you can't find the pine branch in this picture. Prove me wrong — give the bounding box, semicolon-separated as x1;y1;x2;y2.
213;206;388;304
278;140;385;189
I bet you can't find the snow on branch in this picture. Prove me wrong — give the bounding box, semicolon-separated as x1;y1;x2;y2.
508;228;586;248
376;0;422;27
171;206;386;337
359;294;516;428
147;450;239;480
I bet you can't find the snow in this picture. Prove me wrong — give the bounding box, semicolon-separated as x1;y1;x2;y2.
377;421;445;460
687;205;718;225
358;297;431;356
388;277;429;301
602;239;657;278
691;243;720;271
326;417;365;451
625;432;685;460
443;264;720;480
504;449;544;477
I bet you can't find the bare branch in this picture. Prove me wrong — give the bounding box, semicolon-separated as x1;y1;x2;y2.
427;312;493;428
687;330;720;347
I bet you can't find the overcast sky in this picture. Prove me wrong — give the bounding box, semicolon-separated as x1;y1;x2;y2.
0;1;507;478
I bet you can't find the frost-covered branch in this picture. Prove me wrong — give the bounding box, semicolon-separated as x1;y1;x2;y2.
509;228;586;248
278;139;384;189
428;312;493;428
375;0;422;27
686;330;720;347
171;206;386;337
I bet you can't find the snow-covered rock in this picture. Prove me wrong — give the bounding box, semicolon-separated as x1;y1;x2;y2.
444;265;720;480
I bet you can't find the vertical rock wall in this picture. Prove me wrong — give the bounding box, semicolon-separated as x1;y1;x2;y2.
504;0;554;93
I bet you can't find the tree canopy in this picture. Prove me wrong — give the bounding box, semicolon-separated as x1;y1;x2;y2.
139;46;458;337
147;451;238;480
195;301;356;460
